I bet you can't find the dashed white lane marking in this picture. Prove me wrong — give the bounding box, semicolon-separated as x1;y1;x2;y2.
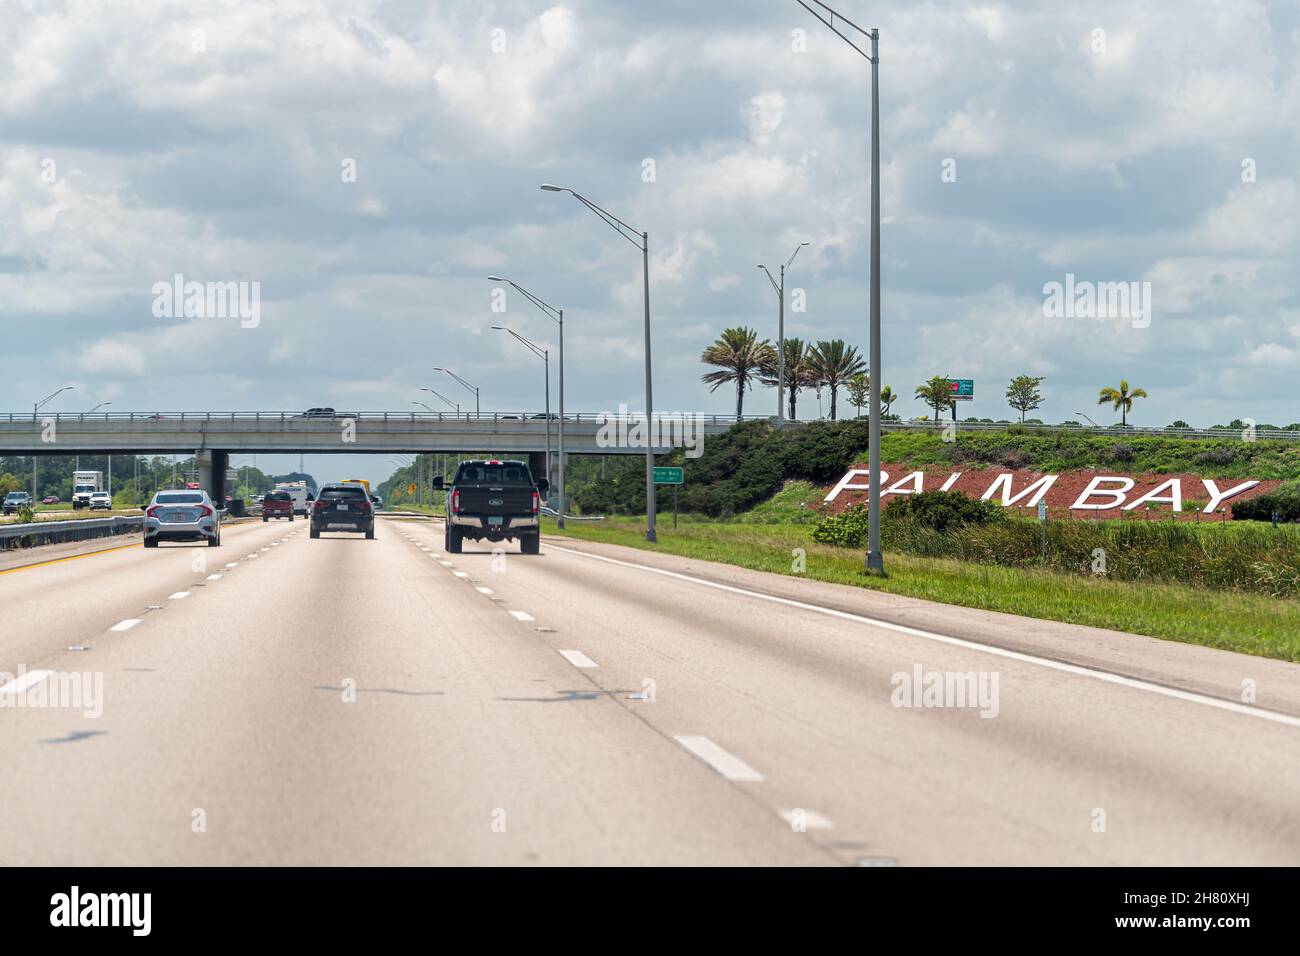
438;560;453;566
453;571;469;578
0;669;56;697
779;808;834;830
475;587;494;595
225;562;239;569
206;574;223;581
508;610;535;622
558;649;598;669
169;592;191;600
547;544;1300;731
673;735;765;782
110;619;142;632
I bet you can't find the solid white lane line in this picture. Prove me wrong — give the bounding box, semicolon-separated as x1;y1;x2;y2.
779;808;834;830
110;619;141;632
0;669;56;696
673;735;764;782
558;649;598;669
169;592;190;600
547;544;1300;730
508;610;535;622
476;587;494;595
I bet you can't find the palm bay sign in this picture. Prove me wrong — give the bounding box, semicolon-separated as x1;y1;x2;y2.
823;466;1280;517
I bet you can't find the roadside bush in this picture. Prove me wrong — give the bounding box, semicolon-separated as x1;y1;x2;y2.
885;490;1005;533
811;501;873;547
1232;484;1300;523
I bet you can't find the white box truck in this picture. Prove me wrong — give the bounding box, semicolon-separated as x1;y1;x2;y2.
275;481;311;516
72;470;104;509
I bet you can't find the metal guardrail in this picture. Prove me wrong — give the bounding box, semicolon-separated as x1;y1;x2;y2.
0;515;143;550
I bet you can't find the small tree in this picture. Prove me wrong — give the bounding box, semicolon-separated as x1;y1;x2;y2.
879;385;897;417
846;373;869;417
0;472;23;496
1005;375;1045;423
915;375;957;423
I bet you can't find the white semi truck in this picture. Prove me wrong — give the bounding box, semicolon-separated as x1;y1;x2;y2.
71;470;104;509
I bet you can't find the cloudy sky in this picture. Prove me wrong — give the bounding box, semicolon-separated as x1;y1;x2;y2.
2;0;1298;484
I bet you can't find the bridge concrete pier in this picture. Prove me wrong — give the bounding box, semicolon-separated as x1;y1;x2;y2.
195;450;229;504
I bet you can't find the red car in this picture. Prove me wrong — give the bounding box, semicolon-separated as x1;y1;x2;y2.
261;491;294;521
42;496;60;505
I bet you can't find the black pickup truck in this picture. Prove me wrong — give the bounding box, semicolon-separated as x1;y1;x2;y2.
434;459;549;555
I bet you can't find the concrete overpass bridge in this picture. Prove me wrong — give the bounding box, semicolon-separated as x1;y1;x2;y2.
0;409;755;501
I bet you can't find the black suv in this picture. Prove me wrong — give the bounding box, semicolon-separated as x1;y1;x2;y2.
310;483;374;539
434;459;549;554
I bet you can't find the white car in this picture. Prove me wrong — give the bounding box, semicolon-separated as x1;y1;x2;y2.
144;490;221;548
88;491;113;511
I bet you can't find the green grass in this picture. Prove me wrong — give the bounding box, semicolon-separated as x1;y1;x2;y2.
0;507;142;525
542;516;1300;662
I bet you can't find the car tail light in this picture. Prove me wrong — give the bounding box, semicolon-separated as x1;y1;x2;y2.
198;505;213;517
451;489;460;514
146;506;160;518
356;499;370;512
532;491;540;515
314;499;328;510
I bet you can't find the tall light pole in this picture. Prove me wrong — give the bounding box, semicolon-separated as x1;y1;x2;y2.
32;385;74;500
85;402;112;492
795;1;884;573
758;242;810;423
433;368;479;417
489;275;567;528
541;183;658;542
491;326;551;490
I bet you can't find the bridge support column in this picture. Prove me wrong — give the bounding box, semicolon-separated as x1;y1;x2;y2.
195;450;229;504
527;452;548;500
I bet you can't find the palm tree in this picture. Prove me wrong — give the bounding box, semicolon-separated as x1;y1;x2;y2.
807;339;867;421
700;327;775;419
879;384;896;417
915;375;956;423
760;337;815;420
1097;380;1148;425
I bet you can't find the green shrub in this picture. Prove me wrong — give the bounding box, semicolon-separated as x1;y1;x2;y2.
811;501;873;547
884;490;1005;532
1232;484;1300;523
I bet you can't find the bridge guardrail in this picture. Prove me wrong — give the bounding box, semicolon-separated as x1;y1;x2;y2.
0;515;143;550
1;411;1296;442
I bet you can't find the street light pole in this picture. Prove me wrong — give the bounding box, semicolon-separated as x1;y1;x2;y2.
491;326;551;489
419;387;459;416
759;242;809;424
487;277;567;529
794;1;884;572
541;183;657;542
433;368;479;416
32;385;74;500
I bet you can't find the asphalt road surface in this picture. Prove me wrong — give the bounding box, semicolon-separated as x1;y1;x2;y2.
1;515;1297;865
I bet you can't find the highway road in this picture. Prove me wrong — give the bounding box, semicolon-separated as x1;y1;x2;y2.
1;515;1298;865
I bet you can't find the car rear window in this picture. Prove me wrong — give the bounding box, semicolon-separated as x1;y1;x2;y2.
319;487;367;500
156;493;204;504
455;464;531;484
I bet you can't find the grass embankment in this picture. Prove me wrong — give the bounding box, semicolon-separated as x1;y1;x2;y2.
0;507;143;525
542;516;1300;662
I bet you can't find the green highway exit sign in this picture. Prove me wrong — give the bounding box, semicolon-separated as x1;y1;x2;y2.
653;467;684;485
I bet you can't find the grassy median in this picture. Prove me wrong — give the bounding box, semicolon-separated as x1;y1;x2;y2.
542;516;1300;663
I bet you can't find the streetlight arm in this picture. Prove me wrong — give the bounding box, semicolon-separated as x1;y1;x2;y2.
757;265;781;297
35;385;74;411
794;0;875;60
493;326;547;361
498;279;562;323
546;186;645;250
435;367;479;395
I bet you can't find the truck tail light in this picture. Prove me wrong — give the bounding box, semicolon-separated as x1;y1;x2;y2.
451;489;460;514
532;491;540;515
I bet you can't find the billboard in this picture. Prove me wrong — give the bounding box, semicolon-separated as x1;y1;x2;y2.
946;378;974;401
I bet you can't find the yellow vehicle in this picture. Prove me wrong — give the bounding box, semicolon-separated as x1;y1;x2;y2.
342;478;370;497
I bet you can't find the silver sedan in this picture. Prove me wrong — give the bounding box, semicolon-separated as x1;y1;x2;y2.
144;490;221;547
